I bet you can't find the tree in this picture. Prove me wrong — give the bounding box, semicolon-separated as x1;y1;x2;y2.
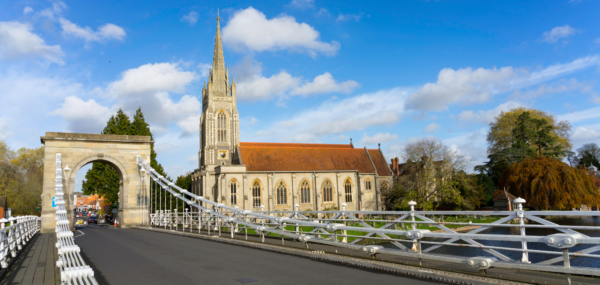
575;143;600;169
511;112;564;158
477;112;565;183
82;110;131;204
475;173;496;205
82;108;169;206
498;157;600;210
395;138;469;210
448;172;484;210
0;141;44;215
475;147;528;184
487;107;571;156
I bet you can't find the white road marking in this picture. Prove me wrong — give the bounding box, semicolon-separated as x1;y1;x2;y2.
74;230;85;238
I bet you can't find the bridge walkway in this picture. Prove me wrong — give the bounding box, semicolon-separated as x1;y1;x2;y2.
0;233;60;285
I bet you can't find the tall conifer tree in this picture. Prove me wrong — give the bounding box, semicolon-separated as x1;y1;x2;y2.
82;108;169;207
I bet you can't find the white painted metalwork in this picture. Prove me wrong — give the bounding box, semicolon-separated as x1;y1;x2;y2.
0;215;39;269
54;153;98;285
138;157;600;281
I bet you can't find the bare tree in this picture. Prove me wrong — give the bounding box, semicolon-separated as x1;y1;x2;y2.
397;138;469;209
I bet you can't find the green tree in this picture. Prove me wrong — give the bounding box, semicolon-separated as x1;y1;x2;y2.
487;107;571;156
575;143;600;169
475;147;528;184
82;108;169;206
499;157;600;210
511;112;564;158
0;141;44;215
475;173;496;205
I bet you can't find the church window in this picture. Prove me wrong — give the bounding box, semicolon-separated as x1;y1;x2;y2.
365;178;372;191
344;179;352;203
230;179;237;205
381;181;390;199
252;180;261;208
300;180;311;204
276;181;287;205
323;180;333;203
217;111;227;142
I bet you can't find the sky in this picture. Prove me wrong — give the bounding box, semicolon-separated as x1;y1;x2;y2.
1;0;600;191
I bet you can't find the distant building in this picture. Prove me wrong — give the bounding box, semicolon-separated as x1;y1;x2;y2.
492;190;517;211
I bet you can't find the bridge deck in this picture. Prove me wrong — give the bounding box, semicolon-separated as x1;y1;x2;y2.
75;225;442;285
0;233;59;285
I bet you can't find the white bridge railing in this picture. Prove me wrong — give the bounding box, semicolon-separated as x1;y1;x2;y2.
55;153;98;285
0;215;40;271
138;157;600;282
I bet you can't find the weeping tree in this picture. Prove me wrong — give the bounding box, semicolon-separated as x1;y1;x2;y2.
499;156;600;210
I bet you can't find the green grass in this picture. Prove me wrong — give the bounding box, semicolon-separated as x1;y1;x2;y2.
225;215;502;243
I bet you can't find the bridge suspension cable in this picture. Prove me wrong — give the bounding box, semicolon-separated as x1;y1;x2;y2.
136;156;600;281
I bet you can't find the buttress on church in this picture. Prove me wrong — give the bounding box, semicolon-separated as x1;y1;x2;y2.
190;16;392;212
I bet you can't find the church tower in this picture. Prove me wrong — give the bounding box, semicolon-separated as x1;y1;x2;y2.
199;12;239;169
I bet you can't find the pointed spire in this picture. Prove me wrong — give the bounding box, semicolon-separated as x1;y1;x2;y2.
211;9;227;96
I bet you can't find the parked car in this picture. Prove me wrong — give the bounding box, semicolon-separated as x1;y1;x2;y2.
88;216;97;224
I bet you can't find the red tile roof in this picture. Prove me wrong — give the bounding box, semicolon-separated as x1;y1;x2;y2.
240;142;353;149
238;142;391;176
367;149;392;176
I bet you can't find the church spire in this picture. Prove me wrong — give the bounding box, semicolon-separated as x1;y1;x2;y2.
210;9;227;96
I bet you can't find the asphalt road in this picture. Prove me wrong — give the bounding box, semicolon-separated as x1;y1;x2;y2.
75;225;444;285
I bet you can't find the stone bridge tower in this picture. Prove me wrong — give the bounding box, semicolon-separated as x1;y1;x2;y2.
199;12;239;170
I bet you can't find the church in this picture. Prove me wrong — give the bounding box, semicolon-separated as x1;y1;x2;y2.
190;16;393;212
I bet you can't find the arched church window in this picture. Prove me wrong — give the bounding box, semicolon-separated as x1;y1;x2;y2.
344;179;352;203
323;180;333;203
218;112;227;142
365;178;372;191
276;181;287;205
230;179;237;205
252;180;261;208
300;180;311;204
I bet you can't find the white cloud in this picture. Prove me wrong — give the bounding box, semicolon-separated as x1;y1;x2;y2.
423;123;441;133
181;11;199;26
457;101;525;124
59;18;126;43
290;72;359;96
541;25;579;43
359;132;398;145
233;57;358;100
316;8;330;17
595;38;600;44
572;125;600;144
509;78;593;100
107;62;196;97
337;13;365;22
197;63;211;78
442;128;488;172
233;57;301;100
248;117;258;126
48;96;113;133
288;0;314;9
23;7;33;15
557;106;600;123
0;21;64;64
222;7;340;57
405;55;600;112
254;87;410;142
0;118;12;141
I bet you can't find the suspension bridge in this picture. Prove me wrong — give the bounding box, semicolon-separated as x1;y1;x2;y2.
1;133;600;285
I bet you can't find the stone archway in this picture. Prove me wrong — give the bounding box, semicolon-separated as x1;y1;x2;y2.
40;132;152;232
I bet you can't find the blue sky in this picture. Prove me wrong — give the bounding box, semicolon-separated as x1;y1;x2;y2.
1;0;600;191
